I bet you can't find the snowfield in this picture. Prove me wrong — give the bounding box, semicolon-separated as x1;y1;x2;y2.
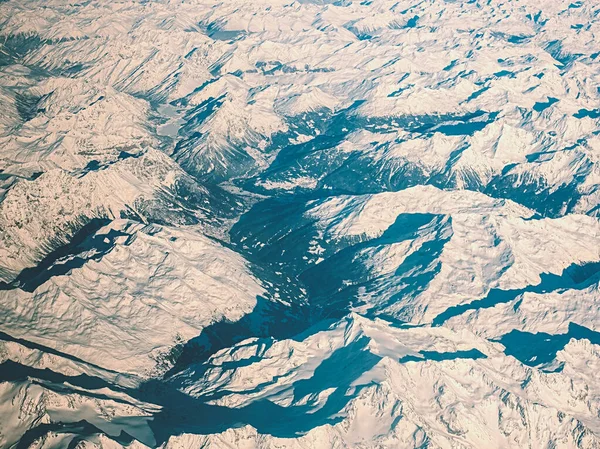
1;0;600;448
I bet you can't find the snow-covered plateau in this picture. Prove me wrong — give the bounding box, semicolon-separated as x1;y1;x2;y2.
1;0;600;447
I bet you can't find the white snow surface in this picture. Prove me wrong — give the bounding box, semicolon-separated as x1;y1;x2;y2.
1;0;600;448
0;220;263;376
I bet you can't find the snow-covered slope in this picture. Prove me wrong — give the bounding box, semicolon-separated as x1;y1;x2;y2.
1;0;600;448
232;186;600;324
0;219;264;376
163;314;600;449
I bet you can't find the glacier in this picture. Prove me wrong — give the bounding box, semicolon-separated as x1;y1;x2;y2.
1;0;600;448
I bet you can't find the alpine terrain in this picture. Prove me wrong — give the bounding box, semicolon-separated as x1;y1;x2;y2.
1;0;600;447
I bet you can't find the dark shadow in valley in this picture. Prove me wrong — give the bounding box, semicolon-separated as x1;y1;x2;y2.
0;360;118;391
399;348;487;363
165;295;312;377
497;322;600;367
16;421;135;449
0;330;122;375
229;194;322;275
0;218;130;293
484;161;590;218
146;336;381;443
301;214;451;322
432;261;600;326
246;106;498;198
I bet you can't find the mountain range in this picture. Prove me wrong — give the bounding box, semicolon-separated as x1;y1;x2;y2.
1;0;600;448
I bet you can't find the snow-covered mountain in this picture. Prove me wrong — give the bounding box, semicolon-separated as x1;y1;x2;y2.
1;0;600;448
